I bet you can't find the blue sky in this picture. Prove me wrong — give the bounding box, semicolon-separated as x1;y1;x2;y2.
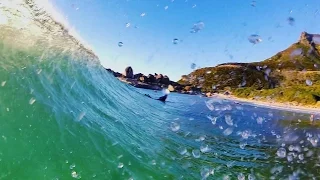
51;0;320;80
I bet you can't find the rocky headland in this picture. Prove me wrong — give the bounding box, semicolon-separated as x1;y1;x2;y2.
106;67;201;94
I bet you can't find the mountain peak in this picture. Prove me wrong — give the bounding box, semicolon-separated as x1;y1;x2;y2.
299;31;313;45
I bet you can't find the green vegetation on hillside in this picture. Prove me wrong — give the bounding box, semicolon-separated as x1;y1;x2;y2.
178;32;320;106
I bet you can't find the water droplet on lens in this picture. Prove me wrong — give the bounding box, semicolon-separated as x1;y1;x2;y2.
276;147;286;158
239;142;247;149
118;42;124;47
256;117;264;124
71;171;79;179
306;79;312;86
225;115;233;126
140;12;146;17
192;149;201;158
241;130;250;139
205;99;215;111
118;162;124;168
287;17;295;26
200;144;211;153
192;4;197;8
172;38;179;44
207;115;217;124
1;81;6;87
164;6;169;10
178;147;187;155
69;163;76;169
170;122;180;132
248;34;262;44
29;98;36;105
190;63;196;69
248;174;256;180
238;173;245;180
190;21;205;33
223;127;233;136
290;48;302;58
200;167;213;179
125;23;130;28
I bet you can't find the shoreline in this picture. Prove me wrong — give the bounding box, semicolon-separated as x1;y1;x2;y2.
211;94;320;114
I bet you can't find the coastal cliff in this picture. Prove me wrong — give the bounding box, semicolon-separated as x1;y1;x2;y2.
178;32;320;107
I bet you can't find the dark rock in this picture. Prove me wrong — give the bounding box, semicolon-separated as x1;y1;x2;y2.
147;74;156;83
161;75;170;85
124;66;134;78
155;74;163;83
134;73;144;79
313;94;320;101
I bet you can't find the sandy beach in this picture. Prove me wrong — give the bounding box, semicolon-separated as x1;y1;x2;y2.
211;94;320;114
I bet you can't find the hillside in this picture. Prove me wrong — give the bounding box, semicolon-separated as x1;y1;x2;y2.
178;32;320;106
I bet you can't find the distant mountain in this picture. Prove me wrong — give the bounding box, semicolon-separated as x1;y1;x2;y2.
178;32;320;106
179;32;320;90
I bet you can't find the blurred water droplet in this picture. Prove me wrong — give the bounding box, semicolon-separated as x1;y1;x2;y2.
118;162;124;168
151;160;156;165
190;21;205;33
248;174;256;180
71;171;80;179
1;81;6;87
238;173;245;180
164;6;168;10
306;79;312;86
223;128;233;136
308;136;318;147
192;4;197;8
172;38;179;44
192;149;201;158
287;155;293;162
37;69;42;74
290;48;302;58
248;34;262;44
225;115;233;126
69;163;76;169
125;23;130;28
239;142;247;149
78;112;86;121
207;115;217;124
140;13;146;17
287;17;295;26
190;63;196;69
200;144;211;153
313;36;320;44
29;98;36;105
241;130;250;139
205;100;215;111
251;0;256;7
178;147;187;155
170;122;180;132
256;117;264;124
118;42;124;47
276;148;286;158
200;167;213;179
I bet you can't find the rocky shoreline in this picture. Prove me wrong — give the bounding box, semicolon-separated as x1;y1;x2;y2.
106;67;202;95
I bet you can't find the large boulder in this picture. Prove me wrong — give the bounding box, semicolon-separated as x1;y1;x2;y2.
134;73;144;79
139;75;148;82
147;74;156;83
161;75;170;85
124;66;134;78
156;74;163;83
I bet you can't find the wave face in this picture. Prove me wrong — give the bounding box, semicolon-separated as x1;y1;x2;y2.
1;0;320;179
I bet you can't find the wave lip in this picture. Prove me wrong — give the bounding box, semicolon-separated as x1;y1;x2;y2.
0;0;99;62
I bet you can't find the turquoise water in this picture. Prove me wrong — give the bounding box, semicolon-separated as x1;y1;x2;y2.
1;1;320;179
